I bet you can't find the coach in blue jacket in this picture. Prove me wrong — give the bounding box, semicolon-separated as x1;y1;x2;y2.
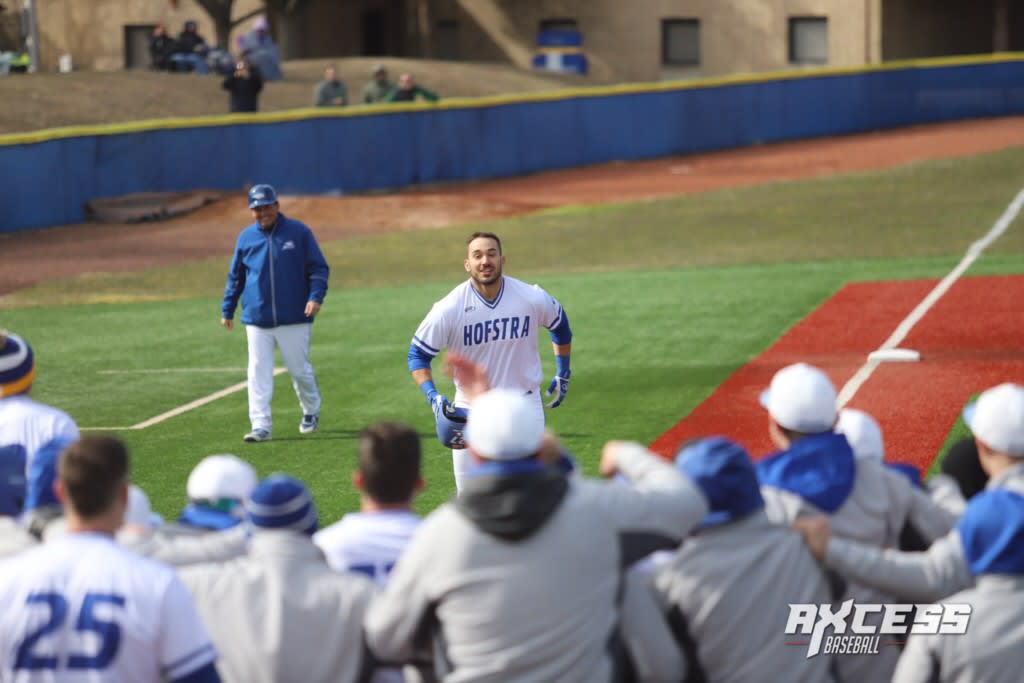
221;184;329;443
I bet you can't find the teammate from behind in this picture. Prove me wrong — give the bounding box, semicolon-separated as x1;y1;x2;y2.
0;435;220;682
407;231;573;489
314;421;423;585
0;330;79;475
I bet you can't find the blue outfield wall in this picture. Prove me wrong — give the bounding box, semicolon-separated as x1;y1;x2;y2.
3;55;1024;233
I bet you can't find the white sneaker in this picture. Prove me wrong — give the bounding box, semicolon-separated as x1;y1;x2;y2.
243;428;271;443
299;414;319;434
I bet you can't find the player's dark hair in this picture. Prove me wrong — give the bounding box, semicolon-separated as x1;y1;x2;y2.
467;231;502;255
58;435;129;518
358;422;421;504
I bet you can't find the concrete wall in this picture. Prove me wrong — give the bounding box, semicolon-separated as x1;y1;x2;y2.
33;0;262;71
440;0;880;82
24;0;1016;79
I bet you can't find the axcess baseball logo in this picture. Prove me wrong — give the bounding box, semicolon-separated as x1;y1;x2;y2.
785;600;971;657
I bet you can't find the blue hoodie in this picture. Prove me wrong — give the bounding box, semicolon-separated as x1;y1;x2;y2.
755;431;856;513
222;213;329;328
958;489;1024;576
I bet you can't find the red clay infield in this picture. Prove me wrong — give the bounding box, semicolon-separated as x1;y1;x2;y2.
649;275;1024;470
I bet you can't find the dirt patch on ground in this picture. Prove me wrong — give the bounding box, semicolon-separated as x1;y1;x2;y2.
3;116;1023;296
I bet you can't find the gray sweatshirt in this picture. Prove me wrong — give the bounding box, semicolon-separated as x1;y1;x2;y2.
179;530;376;683
648;510;836;683
891;575;1024;682
823;462;1024;603
364;443;708;683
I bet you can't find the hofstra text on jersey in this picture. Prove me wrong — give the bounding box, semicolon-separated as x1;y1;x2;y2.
463;316;531;346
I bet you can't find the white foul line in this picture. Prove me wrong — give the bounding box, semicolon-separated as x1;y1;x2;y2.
837;186;1024;407
81;368;286;431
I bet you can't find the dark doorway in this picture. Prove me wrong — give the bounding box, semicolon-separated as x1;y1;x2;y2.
124;24;156;69
362;8;387;55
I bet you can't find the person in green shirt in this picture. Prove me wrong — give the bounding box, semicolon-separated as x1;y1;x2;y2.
313;65;347;106
385;73;439;103
361;64;395;104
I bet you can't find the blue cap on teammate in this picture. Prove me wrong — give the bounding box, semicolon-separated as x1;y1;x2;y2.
248;184;278;209
675;437;764;527
246;474;319;535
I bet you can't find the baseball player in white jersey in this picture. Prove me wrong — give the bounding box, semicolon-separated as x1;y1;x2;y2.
0;435;221;683
0;331;79;477
314;421;422;586
407;231;573;489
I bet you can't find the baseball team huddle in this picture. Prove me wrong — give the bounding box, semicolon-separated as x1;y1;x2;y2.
0;183;1023;682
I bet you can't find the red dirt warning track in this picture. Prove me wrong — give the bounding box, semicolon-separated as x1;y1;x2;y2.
649;274;1024;471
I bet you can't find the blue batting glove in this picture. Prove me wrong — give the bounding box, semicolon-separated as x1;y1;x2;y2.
546;370;570;408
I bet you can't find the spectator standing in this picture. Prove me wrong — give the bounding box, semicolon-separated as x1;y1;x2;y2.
179;474;376;683
0;330;80;477
313;64;348;107
386;73;439;103
149;23;176;71
365;385;709;682
362;63;395;103
221;184;329;443
221;58;263;113
0;435;221;682
314;421;422;583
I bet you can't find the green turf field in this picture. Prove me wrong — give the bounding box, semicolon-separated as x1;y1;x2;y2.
3;145;1023;522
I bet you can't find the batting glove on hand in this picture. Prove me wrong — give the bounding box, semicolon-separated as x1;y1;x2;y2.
546;370;570;408
430;393;453;420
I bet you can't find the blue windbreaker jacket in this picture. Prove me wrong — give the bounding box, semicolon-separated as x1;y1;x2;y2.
221;213;329;328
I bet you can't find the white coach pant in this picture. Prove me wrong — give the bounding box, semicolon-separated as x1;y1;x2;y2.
451;390;544;492
245;323;321;433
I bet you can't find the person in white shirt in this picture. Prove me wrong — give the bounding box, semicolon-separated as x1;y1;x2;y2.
407;231;572;489
0;331;79;477
314;422;423;682
0;434;221;682
314;421;422;585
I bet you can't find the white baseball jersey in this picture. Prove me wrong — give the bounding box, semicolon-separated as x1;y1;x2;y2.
0;395;79;474
0;532;217;682
412;276;565;402
313;510;421;586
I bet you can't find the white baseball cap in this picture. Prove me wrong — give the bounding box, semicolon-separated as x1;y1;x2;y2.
124;485;162;529
760;363;837;434
836;408;884;462
963;383;1024;457
186;454;258;502
465;389;544;460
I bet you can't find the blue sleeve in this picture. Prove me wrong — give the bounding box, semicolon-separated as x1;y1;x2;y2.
221;238;245;319
171;661;221;683
548;307;573;345
305;230;329;303
407;341;435;372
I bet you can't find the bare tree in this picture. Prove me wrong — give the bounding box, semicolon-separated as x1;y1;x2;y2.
193;0;263;49
261;0;314;58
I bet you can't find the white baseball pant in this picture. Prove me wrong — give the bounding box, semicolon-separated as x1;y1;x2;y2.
245;323;321;433
450;390;544;492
